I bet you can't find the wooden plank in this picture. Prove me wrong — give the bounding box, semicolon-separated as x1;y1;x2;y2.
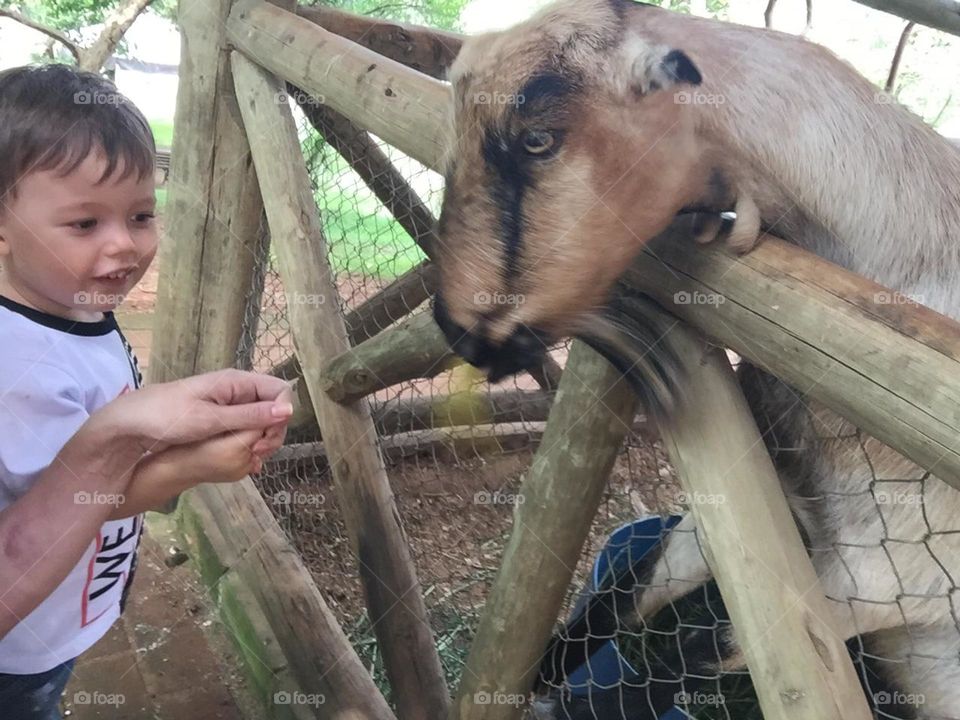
231;51;450;720
453;340;640;720
227;0;450;169
622;228;960;487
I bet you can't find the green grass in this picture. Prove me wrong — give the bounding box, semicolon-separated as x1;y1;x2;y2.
149;118;175;149
150;124;427;280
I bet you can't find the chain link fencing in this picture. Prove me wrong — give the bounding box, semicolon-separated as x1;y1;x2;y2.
223;74;954;720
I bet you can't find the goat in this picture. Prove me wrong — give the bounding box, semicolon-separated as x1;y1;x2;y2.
431;1;960;718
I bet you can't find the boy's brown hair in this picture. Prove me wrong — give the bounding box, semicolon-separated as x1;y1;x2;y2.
0;64;156;208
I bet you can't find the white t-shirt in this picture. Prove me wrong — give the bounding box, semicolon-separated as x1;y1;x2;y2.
0;294;144;674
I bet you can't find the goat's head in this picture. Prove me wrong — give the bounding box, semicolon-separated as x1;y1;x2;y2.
433;0;705;381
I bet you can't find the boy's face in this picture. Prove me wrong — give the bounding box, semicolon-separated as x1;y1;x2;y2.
0;149;158;321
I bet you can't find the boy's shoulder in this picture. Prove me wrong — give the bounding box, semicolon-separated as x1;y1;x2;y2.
0;297;127;403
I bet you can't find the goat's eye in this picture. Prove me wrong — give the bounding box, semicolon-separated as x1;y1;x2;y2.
522;130;555;156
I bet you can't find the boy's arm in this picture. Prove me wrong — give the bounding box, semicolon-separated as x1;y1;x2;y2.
0;417;142;638
105;450;200;520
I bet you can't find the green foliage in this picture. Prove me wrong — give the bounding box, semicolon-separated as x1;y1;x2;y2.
13;0;177;31
301;0;471;31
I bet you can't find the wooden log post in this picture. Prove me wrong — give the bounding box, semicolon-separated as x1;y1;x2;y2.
152;1;396;717
184;480;398;720
150;0;264;384
453;341;640;720
230;51;450;720
646;310;873;720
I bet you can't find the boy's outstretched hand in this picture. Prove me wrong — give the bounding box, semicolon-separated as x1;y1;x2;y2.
157;426;284;485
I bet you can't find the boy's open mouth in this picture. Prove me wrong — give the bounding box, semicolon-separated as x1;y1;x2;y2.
94;267;136;282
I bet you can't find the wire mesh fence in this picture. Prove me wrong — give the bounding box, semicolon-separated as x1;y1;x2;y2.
222;74;958;720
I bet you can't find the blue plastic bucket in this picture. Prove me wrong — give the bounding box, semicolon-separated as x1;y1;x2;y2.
566;515;690;719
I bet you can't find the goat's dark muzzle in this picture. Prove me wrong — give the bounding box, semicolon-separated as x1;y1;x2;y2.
433;293;550;382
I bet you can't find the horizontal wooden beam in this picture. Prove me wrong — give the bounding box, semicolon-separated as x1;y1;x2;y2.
295;3;462;79
319;309;457;403
851;0;960;36
268;421;548;465
228;0;450;169
623;224;960;488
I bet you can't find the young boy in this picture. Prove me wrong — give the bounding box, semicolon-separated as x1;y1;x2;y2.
0;65;282;719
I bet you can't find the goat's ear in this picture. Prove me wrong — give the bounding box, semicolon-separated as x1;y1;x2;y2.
627;45;702;95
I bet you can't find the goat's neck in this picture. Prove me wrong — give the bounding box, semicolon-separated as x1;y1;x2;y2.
642;13;960;314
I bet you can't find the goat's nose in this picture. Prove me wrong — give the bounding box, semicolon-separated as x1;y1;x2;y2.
433;293;493;366
433;293;550;380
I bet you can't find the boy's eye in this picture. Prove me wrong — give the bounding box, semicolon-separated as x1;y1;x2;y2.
71;219;97;231
132;213;156;224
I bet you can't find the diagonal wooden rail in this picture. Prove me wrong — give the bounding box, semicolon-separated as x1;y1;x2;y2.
231;49;450;720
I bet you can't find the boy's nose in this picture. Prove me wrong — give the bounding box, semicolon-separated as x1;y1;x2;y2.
105;230;140;258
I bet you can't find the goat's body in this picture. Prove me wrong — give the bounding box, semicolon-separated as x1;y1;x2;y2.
533;5;960;719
